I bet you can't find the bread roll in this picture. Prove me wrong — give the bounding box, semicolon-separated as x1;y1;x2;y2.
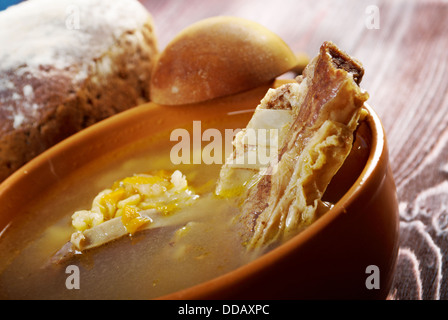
150;16;299;105
0;0;158;181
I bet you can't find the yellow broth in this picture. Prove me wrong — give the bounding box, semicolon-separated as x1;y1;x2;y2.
0;113;256;299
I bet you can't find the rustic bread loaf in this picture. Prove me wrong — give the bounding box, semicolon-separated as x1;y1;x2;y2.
0;0;158;181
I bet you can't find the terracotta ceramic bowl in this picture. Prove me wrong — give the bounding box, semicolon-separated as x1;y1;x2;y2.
0;80;399;300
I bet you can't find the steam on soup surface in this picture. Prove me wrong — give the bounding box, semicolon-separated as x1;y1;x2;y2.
0;128;255;300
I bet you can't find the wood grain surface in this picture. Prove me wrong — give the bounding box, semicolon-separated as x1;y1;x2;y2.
140;0;448;300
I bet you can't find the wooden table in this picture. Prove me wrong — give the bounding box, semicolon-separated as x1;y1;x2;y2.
140;0;448;300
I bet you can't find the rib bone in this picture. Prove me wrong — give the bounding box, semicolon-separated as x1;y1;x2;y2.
217;41;369;249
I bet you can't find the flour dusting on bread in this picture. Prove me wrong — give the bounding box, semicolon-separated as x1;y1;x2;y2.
0;0;159;181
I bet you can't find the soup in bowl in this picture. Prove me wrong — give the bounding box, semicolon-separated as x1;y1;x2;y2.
0;78;399;299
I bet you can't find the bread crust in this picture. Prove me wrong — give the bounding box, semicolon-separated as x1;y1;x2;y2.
0;0;158;181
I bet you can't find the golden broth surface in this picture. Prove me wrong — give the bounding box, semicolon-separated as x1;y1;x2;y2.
0;116;255;300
